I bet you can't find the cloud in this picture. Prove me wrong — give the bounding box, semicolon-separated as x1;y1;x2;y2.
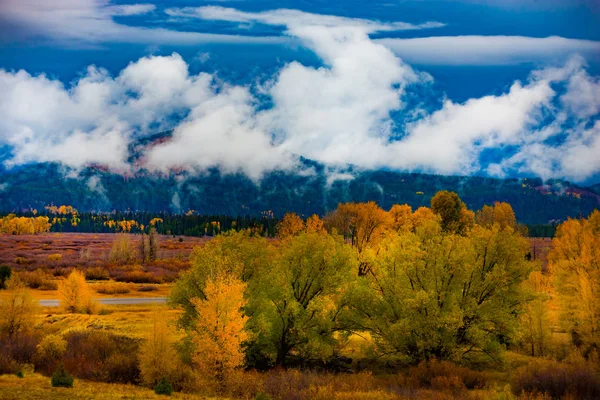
377;36;600;65
0;6;599;183
167;6;445;32
0;52;296;177
108;4;156;16
0;0;284;45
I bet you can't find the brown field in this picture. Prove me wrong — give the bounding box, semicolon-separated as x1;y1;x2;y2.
0;232;206;269
0;232;208;285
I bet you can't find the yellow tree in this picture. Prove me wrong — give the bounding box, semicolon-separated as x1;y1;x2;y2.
191;273;247;390
58;270;96;314
324;202;391;275
0;278;38;339
389;204;413;232
549;211;600;351
139;307;178;387
519;271;553;357
277;212;305;239
305;214;325;234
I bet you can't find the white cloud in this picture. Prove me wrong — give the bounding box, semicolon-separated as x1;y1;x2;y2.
377;35;600;65
0;0;284;45
167;6;444;32
108;4;156;16
1;6;599;183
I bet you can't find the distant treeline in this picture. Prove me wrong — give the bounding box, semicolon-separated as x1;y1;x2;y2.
0;209;557;238
0;210;278;238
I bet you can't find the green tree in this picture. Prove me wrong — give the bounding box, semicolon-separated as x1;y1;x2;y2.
430;191;473;234
345;212;530;364
169;230;271;329
248;231;357;366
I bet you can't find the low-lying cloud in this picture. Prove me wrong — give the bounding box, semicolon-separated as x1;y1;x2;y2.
0;6;599;183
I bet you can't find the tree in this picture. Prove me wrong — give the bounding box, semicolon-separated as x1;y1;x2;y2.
58;270;95;314
148;227;159;262
345;213;531;364
0;278;38;339
389;204;413;232
430;191;473;234
277;213;305;238
191;273;248;391
519;271;552;357
248;232;357;365
549;211;600;352
0;265;11;289
170;230;271;329
109;234;136;265
139;307;177;387
324;202;391;276
475;202;517;231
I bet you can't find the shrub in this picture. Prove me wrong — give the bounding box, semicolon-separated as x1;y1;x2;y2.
109;235;136;265
512;359;600;399
95;281;131;295
408;359;488;390
62;330;140;384
35;334;67;374
15;370;23;378
154;377;173;395
47;253;62;262
137;285;158;292
116;270;161;284
0;265;11;289
85;267;109;281
18;270;57;290
14;257;30;265
51;364;74;388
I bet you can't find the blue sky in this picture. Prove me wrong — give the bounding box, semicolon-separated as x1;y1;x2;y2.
0;0;599;184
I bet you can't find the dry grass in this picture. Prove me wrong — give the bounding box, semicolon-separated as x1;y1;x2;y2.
37;304;182;340
0;233;206;283
0;373;208;399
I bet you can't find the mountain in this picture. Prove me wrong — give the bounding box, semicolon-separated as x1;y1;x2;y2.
0;159;598;224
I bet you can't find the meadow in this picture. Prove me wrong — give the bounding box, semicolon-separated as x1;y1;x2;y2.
0;193;599;399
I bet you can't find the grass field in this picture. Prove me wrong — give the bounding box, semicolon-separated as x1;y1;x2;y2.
0;373;210;399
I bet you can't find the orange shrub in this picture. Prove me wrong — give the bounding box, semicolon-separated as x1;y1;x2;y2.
94;281;131;295
85;266;110;281
18;269;57;290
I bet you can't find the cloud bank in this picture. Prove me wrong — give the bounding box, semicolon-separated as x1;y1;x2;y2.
0;6;599;183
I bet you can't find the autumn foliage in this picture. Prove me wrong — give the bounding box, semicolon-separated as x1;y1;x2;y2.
191;272;248;391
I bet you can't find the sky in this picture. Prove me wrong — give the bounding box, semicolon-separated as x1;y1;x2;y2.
0;0;599;184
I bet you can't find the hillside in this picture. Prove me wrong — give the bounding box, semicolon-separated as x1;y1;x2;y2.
0;160;598;224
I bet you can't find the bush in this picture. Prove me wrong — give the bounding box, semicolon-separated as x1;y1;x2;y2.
47;253;63;262
95;281;131;294
35;334;67;374
137;285;158;292
51;364;74;388
85;267;110;281
154;377;173;395
109;235;136;265
512;359;600;399
116;270;161;284
62;330;140;384
0;265;11;289
18;270;57;290
408;359;488;390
